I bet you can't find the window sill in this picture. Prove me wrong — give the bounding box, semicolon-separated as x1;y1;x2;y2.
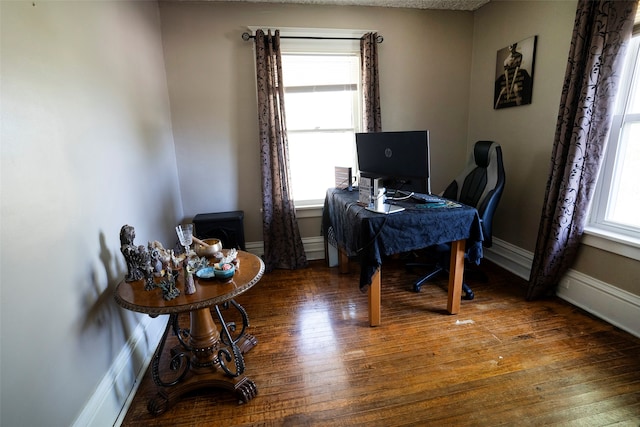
582;226;640;262
295;203;323;218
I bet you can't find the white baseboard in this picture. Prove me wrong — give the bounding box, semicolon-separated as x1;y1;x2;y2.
483;237;533;280
557;269;640;338
302;236;326;260
72;315;164;427
245;236;326;261
486;237;639;339
244;240;263;257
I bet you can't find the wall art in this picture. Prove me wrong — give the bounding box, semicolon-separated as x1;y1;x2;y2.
494;35;537;109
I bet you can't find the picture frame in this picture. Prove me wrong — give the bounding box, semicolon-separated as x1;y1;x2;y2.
494;35;537;109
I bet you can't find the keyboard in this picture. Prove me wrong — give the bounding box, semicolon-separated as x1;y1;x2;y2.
410;192;444;203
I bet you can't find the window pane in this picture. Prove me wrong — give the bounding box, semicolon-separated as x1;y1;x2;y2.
281;52;361;203
605;122;640;229
285;91;356;130
288;132;356;201
282;55;358;87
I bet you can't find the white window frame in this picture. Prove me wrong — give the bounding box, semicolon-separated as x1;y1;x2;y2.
584;35;640;261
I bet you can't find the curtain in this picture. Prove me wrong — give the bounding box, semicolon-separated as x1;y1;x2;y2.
254;29;308;271
527;0;637;300
361;33;382;132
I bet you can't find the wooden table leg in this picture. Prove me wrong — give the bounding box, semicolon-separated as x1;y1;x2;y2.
369;268;381;326
324;237;330;267
447;239;466;314
338;246;350;274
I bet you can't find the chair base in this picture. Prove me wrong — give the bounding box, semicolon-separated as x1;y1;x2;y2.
407;263;475;300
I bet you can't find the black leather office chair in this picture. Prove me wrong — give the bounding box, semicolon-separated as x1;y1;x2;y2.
408;140;505;299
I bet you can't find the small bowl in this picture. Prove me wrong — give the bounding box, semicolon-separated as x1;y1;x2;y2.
194;238;223;258
214;263;235;279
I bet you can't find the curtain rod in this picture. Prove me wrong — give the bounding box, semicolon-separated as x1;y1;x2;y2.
241;32;383;43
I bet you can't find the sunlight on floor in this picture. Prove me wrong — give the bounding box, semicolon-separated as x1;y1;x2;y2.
340;302;358;321
297;303;338;355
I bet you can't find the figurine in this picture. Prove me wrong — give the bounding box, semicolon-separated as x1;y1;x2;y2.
183;257;207;295
148;241;164;276
140;244;156;290
150;240;171;265
120;225;149;282
184;268;196;295
158;270;180;300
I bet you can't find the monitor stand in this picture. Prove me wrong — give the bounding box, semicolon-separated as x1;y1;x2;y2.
365;203;405;215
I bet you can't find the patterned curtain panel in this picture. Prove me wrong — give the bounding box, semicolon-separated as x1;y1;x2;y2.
527;0;637;300
361;33;382;132
254;29;308;271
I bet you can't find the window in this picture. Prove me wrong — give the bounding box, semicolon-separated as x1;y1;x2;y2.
281;46;362;206
588;35;640;248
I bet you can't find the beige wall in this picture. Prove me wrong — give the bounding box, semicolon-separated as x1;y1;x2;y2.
1;1;179;425
573;246;640;295
158;1;475;242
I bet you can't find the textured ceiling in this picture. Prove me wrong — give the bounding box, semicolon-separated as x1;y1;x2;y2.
197;0;491;11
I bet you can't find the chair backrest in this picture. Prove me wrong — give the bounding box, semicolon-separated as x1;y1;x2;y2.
442;141;505;248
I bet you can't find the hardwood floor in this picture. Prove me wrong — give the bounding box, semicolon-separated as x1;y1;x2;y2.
120;256;640;426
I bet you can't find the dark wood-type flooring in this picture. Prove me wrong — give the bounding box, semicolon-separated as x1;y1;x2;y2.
121;255;640;426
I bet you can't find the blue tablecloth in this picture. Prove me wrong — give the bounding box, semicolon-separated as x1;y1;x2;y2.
322;188;484;291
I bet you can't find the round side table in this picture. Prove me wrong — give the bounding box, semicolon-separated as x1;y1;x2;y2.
114;250;264;415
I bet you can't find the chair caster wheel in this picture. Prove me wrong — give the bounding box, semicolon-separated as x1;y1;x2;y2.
462;284;474;300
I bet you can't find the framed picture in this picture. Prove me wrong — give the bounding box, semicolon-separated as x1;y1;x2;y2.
494;35;537;109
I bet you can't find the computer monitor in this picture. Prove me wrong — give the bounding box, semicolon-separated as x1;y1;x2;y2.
356;130;431;194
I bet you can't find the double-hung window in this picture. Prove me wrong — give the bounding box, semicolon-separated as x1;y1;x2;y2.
586;34;640;258
279;35;362;207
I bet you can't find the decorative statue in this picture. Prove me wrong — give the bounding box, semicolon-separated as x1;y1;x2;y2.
120;225;150;282
183;257;202;295
139;244;156;290
148;241;164;276
158;270;180;300
184;268;196;295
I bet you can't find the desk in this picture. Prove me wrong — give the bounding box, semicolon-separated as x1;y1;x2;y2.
114;250;264;415
322;188;483;326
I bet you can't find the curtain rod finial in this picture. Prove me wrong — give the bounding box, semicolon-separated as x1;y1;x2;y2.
242;32;252;41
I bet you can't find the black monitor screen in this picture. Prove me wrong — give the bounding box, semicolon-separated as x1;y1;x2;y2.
356;130;431;194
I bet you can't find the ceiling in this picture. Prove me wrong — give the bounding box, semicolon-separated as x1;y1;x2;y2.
196;0;491;11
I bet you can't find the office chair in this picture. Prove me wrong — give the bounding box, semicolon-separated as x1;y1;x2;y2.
408;140;505;300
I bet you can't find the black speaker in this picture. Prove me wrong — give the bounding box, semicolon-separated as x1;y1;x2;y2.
193;211;246;250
